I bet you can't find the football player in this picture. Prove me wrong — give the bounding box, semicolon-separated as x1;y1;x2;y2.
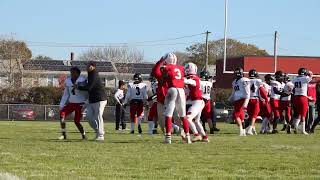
292;68;312;134
151;57;169;133
59;67;88;140
246;69;268;135
199;71;216;134
228;68;251;136
184;63;208;142
259;74;273;134
161;52;191;144
147;75;158;135
280;74;294;133
124;73;148;134
269;71;285;133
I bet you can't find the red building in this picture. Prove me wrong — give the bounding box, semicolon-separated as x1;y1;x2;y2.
216;55;320;88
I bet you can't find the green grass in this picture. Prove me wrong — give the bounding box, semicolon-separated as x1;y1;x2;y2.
0;121;320;180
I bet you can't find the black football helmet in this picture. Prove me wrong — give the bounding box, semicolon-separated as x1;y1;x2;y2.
264;74;274;82
200;71;210;80
275;70;284;79
133;73;142;83
283;73;290;82
248;69;259;78
234;67;244;78
298;67;307;76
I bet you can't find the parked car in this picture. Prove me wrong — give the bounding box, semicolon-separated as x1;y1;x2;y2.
12;108;36;120
215;102;232;121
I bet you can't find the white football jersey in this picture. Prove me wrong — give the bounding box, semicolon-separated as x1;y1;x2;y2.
282;81;294;101
270;80;284;100
60;76;88;108
231;77;250;101
125;82;148;102
291;76;312;97
200;80;213;100
249;78;262;98
150;81;158;96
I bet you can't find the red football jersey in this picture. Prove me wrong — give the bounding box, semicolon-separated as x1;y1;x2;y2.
151;58;168;103
162;64;185;88
186;75;202;100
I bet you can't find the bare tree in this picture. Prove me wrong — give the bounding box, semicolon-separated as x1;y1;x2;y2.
0;36;32;88
79;46;144;63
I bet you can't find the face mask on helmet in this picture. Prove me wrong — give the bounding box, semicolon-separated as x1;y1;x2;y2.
200;71;210;80
249;69;258;78
298;68;307;76
184;63;198;75
163;53;177;65
234;68;244;78
133;73;142;83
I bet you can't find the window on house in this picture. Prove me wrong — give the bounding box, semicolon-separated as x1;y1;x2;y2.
100;77;106;87
48;75;54;87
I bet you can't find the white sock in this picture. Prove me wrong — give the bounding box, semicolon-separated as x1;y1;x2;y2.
294;119;301;129
301;121;306;132
148;121;154;134
239;124;243;134
131;122;135;132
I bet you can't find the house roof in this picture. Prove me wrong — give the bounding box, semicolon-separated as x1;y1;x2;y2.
115;63;154;74
22;60;154;74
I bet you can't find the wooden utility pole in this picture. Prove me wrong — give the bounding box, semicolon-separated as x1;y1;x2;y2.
274;31;278;73
205;30;211;71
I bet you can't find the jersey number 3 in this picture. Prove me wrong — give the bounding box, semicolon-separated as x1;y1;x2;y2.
136;87;140;95
174;68;182;80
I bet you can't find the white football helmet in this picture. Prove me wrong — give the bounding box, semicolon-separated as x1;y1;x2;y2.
163;52;177;65
184;62;198;75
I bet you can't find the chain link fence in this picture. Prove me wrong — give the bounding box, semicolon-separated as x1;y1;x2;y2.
0;104;118;122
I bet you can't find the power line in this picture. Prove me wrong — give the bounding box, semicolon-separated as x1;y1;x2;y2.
26;32;206;47
27;41;203;48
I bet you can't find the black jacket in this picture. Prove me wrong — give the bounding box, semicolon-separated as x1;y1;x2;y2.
78;70;107;103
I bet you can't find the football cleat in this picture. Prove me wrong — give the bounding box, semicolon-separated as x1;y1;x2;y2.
164;135;172;144
185;134;192;144
95;136;104;141
58;135;66;140
202;136;210;143
240;129;246;136
193;135;203;142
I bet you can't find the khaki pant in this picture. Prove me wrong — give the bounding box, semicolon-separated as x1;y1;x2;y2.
86;100;107;137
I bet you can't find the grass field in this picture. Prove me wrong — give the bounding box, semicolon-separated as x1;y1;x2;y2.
0;121;320;180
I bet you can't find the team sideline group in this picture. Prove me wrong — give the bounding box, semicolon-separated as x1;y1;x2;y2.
57;52;320;143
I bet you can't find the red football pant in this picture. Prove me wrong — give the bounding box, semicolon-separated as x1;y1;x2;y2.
233;99;245;122
130;101;144;122
259;101;271;119
280;100;291;121
270;98;280;119
202;100;212;120
148;102;157;121
293;95;308;118
60;103;83;123
247;99;260;119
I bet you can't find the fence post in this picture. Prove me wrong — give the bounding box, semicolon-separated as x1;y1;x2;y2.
7;104;10;120
44;105;47;121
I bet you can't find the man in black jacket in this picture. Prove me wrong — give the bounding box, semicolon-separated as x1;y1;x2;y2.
77;62;108;141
